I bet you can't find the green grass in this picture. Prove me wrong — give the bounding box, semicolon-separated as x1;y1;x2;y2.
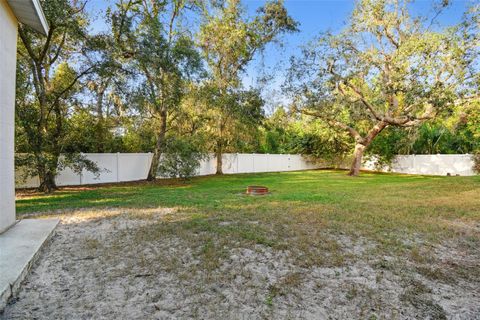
15;169;480;310
17;169;480;243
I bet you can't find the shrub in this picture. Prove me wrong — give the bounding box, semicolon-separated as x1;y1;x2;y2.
157;137;207;180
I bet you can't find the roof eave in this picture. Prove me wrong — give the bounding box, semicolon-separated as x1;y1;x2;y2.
7;0;49;35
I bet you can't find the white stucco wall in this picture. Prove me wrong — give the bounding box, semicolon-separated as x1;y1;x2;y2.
0;0;18;233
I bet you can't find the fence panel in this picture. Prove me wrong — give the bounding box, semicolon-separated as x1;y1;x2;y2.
197;155;216;176
364;154;475;176
17;152;474;189
56;166;81;186
221;154;238;174
118;153;152;182
81;154;118;185
252;154;268;173
237;153;254;173
289;154;317;171
15;167;40;189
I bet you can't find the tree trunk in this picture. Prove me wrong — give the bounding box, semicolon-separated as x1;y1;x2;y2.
147;111;167;181
215;140;223;175
37;163;57;193
96;87;106;153
347;121;388;176
96;118;105;153
348;143;366;176
148;145;161;181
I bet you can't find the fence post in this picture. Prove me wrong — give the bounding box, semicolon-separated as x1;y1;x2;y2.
412;154;415;174
236;153;239;174
116;152;120;182
79;152;83;185
252;153;255;173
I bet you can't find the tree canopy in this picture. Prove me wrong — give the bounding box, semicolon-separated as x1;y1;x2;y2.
286;0;479;175
14;0;480;192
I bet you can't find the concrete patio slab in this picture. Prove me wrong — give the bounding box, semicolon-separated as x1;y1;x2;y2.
0;219;59;311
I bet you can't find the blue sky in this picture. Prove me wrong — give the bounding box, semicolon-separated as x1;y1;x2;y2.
85;0;472;109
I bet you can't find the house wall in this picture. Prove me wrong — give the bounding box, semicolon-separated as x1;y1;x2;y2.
0;0;18;233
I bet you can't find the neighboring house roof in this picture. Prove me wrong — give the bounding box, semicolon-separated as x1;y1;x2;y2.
7;0;48;35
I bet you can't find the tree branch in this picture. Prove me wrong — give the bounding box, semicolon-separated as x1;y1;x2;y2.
299;108;363;142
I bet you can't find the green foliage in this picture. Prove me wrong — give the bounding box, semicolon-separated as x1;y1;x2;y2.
198;0;297;173
62;110;123;153
199;0;297;90
13;0;480;189
367;127;409;161
410;123;478;154
286;0;479;175
368;101;480;166
157;137;208;180
109;0;204;180
257;107;292;154
15;0;101;192
463;99;480;144
120;120;157;153
288;118;352;163
256;107;352;165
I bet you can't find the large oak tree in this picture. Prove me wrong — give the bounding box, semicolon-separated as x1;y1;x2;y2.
110;0;202;181
16;0;99;192
287;0;479;176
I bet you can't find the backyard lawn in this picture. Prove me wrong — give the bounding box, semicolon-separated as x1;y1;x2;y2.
4;170;480;319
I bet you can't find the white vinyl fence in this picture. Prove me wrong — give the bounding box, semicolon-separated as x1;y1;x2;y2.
16;153;153;188
15;153;318;188
15;153;477;188
363;154;476;176
197;153;317;175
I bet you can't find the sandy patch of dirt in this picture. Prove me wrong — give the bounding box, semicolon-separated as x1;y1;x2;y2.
1;209;479;319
